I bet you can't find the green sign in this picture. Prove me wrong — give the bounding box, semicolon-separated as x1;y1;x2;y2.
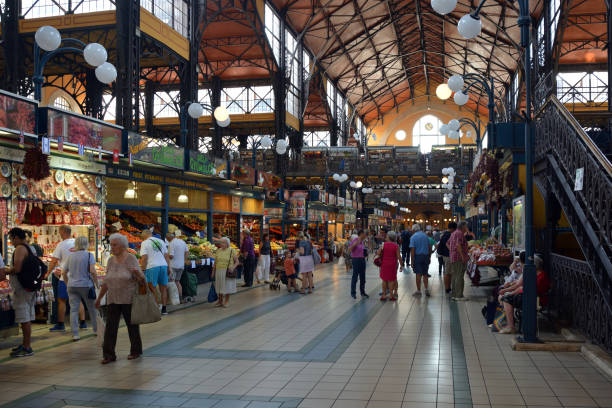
189;150;215;175
151;146;184;169
128;132;184;169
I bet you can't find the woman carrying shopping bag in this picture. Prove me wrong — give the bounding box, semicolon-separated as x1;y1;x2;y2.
95;233;146;364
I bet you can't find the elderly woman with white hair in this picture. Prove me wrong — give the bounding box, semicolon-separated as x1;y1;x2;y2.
63;236;99;341
211;237;239;307
95;233;146;364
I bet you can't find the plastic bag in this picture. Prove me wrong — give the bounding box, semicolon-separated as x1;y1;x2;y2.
167;283;180;305
337;255;345;265
208;283;218;303
96;314;105;348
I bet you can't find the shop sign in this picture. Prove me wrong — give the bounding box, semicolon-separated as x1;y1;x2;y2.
327;193;336;206
231;163;255;185
232;196;241;213
49;156;105;175
189;150;215;175
337;197;345;207
288;190;307;220
257;171;282;191
0;90;37;138
46;107;122;153
0;146;26;163
128;133;184;169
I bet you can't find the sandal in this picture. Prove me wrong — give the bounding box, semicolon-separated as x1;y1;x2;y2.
127;354;140;360
101;358;116;365
390;297;397;301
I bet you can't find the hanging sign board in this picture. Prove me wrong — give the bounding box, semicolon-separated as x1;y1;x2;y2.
42;107;122;153
0;90;37;138
288;191;308;220
189;150;215;175
258;171;282;191
128;132;184;169
231;163;255;185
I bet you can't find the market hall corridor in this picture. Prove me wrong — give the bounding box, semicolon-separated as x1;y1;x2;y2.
0;261;611;408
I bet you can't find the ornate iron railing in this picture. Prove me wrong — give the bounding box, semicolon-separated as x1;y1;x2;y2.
549;254;612;353
535;97;612;254
535;97;612;352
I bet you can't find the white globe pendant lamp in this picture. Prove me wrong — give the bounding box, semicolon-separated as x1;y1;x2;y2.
395;129;406;141
187;102;204;119
83;43;107;67
454;91;469;106
349;181;356;188
260;135;273;148
448;130;460;139
95;62;117;84
431;0;457;15
439;124;450;136
355;181;363;188
435;83;452;100
448;119;461;131
458;14;482;39
447;75;464;93
214;106;230;122
35;26;61;51
332;173;340;181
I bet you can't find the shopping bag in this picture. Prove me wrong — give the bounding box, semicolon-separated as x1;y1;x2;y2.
130;285;161;325
313;250;321;265
96;314;106;348
491;307;506;332
167;283;180;305
208;283;218;303
337;255;345;265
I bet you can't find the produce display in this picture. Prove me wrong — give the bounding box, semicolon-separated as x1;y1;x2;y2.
469;243;513;266
169;214;206;234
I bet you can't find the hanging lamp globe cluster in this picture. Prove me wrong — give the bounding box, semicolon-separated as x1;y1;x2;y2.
440;119;461;140
36;26;117;84
332;173;349;182
431;0;482;39
187;102;231;128
442;167;456;190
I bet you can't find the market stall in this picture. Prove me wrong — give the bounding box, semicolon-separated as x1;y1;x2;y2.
466;239;514;286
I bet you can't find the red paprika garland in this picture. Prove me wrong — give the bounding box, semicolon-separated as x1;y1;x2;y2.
23;146;51;181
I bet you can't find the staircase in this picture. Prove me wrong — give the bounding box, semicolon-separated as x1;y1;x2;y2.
534;96;612;352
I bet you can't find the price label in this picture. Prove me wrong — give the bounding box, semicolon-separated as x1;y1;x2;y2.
191;260;196;269
201;258;205;265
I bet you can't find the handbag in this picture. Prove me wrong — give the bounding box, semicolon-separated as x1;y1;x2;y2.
130;284;161;325
373;255;383;267
86;253;97;299
226;249;237;278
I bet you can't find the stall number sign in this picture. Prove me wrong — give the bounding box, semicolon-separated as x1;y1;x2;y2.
574;168;584;191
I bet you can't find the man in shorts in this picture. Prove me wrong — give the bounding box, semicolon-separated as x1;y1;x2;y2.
167;232;188;300
140;229;170;314
3;228;36;357
409;224;431;297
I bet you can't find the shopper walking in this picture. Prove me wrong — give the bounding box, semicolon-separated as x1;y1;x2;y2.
140;229;170;314
167;232;188;300
96;233;146;364
377;230;403;301
437;222;456;294
3;228;37;357
211;237;239;307
46;225;86;332
240;229;256;287
410;224;432;297
296;231;315;294
257;233;272;284
343;235;353;273
400;228;411;269
448;221;469;301
63;237;99;341
348;230;369;299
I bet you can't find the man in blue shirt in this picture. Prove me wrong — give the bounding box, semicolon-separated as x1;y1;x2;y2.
409;224;431;297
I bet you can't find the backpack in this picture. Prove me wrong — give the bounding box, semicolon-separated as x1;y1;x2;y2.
17;244;47;292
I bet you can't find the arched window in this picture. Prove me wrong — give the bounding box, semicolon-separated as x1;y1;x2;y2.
53;96;72;111
412;114;445;153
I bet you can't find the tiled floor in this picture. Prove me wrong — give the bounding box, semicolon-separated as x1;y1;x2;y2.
0;259;611;408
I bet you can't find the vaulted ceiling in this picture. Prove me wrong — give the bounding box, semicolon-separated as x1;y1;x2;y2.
272;0;546;122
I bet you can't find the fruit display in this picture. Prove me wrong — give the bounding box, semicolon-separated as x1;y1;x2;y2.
169;214;206;234
188;237;218;259
469;243;512;266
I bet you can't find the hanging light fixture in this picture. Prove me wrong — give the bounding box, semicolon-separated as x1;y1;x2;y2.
454;91;469;106
442;176;448;184
155;192;162;202
457;14;482;40
178;191;188;203
124;182;137;199
395;130;407;141
436;83;452;100
431;0;457;14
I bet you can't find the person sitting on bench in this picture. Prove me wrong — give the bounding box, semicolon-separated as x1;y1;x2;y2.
498;254;550;334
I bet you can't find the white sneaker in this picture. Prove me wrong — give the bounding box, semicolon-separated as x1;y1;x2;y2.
412;291;422;297
72;336;80;341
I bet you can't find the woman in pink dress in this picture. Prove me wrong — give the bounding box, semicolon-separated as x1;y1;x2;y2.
376;231;404;301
